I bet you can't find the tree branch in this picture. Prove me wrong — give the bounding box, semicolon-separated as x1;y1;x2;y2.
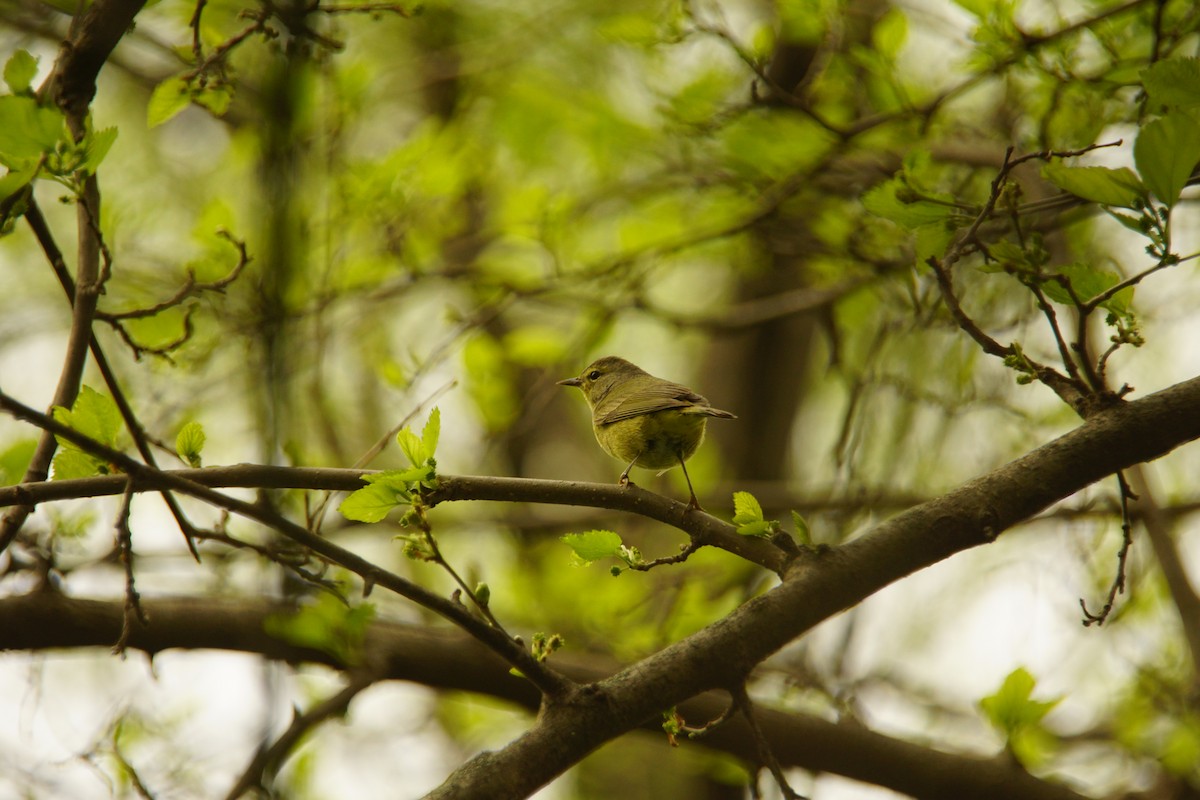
0;466;793;574
0;391;572;699
426;372;1200;798
0;593;1091;800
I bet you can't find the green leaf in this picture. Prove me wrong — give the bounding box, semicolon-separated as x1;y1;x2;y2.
72;386;121;445
979;667;1062;767
0;96;65;165
1135;112;1200;206
0;162;38;204
362;466;430;487
980;667;1062;734
80;126;118;175
147;75;192;128
3;50;38;94
48;388;122;480
1041;163;1145;209
396;428;424;467
1142;58;1200;109
51;447;107;481
420;407;440;462
175;422;206;468
862;178;955;229
736;520;774;538
339;482;409;523
731;491;764;525
561;530;624;563
914;222;955;265
194;84;233;116
1040;263;1132;314
0;439;35;483
979;239;1035;274
791;510;812;546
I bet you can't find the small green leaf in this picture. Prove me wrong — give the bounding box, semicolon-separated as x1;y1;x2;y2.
0;95;65;164
1135;112;1200;206
80;126;118;175
0;439;35;483
147;75;192;128
736;520;774;538
339;482;409;523
979;667;1062;767
420;407;440;462
362;466;430;486
194;84;233;116
396;428;424;466
862;178;955;229
731;491;764;525
0;162;38;204
1040;263;1132;315
50;386;121;477
980;667;1062;734
3;50;38;94
914;222;955;265
561;530;624;563
979;240;1036;274
1041;163;1145;209
791;510;812;546
71;386;121;445
175;421;206;468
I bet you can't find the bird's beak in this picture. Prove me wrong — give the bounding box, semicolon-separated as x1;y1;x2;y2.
557;377;582;387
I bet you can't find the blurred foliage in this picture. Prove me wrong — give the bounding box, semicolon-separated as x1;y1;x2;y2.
1;0;1199;797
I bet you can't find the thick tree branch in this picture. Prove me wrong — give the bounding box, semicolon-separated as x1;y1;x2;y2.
427;372;1200;798
3;375;1200;798
0;594;1090;800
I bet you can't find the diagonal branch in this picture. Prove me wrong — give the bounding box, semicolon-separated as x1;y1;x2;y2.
0;390;572;699
425;372;1200;799
1;0;151;550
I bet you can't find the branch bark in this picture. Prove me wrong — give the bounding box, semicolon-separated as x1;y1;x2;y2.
427;372;1200;798
2;375;1199;797
0;594;1090;800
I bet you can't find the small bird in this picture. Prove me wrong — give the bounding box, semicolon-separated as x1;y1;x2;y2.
558;356;736;510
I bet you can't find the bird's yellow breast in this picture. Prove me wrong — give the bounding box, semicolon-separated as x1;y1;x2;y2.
593;409;708;471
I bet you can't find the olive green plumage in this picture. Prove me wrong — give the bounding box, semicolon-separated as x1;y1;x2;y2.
558;356;735;509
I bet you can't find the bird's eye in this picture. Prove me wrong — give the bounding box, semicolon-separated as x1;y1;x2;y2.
587;370;601;380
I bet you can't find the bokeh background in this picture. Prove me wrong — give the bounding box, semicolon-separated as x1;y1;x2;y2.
1;0;1199;796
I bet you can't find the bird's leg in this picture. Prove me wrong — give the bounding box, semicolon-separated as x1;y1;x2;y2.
619;454;640;488
678;456;702;511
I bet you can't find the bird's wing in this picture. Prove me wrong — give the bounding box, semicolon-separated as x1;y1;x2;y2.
594;381;707;425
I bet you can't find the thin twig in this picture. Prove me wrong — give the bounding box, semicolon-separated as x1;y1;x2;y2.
23;196;203;559
113;477;149;655
627;540;702;571
731;684;807;800
223;670;380;800
1081;471;1137;626
0;390;574;699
